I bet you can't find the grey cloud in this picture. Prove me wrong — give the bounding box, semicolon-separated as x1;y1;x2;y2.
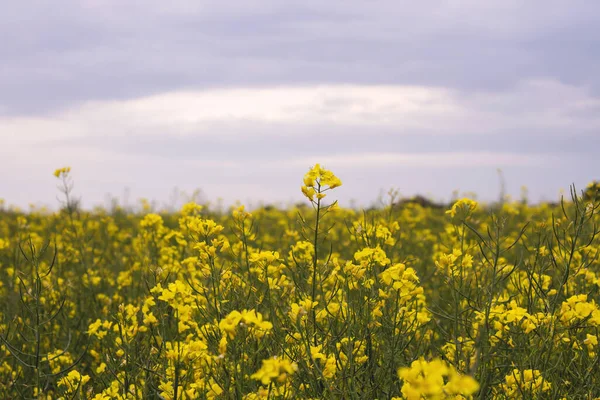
42;127;600;163
2;1;600;115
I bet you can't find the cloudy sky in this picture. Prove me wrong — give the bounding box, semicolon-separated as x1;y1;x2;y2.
1;1;599;210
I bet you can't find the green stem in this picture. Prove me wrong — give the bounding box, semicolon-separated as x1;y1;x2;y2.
311;189;321;346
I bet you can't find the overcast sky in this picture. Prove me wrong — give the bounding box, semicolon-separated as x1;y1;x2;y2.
1;1;599;210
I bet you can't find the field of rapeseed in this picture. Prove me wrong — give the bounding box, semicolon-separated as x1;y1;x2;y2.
1;166;600;399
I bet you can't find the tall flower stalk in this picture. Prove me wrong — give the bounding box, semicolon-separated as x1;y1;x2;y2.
300;164;342;344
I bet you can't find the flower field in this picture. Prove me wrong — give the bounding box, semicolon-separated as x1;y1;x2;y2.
1;166;600;399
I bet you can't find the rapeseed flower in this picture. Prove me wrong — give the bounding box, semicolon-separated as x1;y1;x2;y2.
501;369;551;398
398;358;479;399
53;166;71;178
251;356;298;385
301;163;342;201
446;198;478;219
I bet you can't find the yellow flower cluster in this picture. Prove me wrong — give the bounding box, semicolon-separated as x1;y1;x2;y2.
53;166;71;178
559;294;600;326
251;356;297;385
500;369;551;398
57;370;90;395
445;198;478;219
219;309;273;339
397;358;479;399
301;163;342;201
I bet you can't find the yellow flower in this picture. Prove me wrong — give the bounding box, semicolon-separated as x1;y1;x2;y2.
301;163;342;201
584;334;598;347
446;198;478;219
96;363;107;374
251;356;297;385
181;201;203;216
398;358;479;399
354;246;390;266
53;166;71;178
219;309;273;339
219;310;243;338
322;355;337;379
301;185;316;200
501;369;551;397
218;335;228;356
232;204;252;220
58;370;90;392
